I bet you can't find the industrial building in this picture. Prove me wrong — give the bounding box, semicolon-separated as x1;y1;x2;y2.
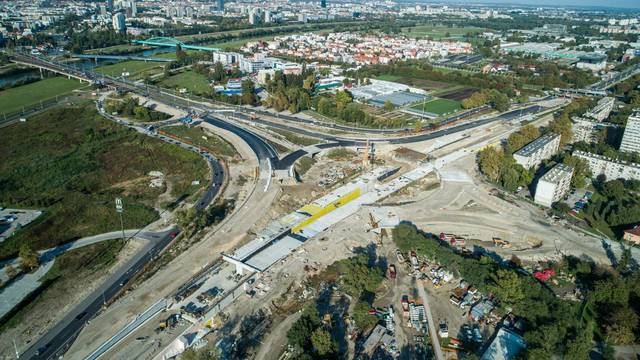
513;133;561;169
574;150;640;180
534;163;573;207
619;111;640;154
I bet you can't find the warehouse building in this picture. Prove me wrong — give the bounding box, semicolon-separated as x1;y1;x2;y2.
513;133;561;169
574;150;640;180
534;163;573;207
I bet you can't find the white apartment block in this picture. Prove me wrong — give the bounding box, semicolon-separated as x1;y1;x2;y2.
584;97;615;122
619;111;640;154
574;150;640;181
513;133;561;169
571;117;619;144
534;163;574;207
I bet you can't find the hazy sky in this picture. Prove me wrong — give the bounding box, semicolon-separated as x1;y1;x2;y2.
424;0;640;10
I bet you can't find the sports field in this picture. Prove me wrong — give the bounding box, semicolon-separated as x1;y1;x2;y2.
160;71;211;96
402;25;485;39
411;98;461;116
95;60;164;77
0;77;86;116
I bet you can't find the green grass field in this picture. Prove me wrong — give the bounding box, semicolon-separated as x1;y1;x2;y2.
402;25;485;39
375;74;403;81
411;98;461;116
162;125;237;158
95;60;164;77
159;71;211;96
0;77;86;116
0;104;208;258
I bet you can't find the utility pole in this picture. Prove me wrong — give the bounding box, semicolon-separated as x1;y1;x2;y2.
115;197;125;242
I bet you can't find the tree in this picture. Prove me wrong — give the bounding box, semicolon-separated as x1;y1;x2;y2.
383;100;395;111
563;324;594;360
287;304;321;349
604;306;638;345
489;269;525;311
310;328;337;356
562;155;591;188
4;264;17;278
477;147;504;182
19;244;39;271
602;180;625;199
241;79;257;106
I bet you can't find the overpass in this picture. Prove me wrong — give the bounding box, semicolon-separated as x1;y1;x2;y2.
589;62;640;91
133;37;221;52
9;52;94;83
72;54;173;63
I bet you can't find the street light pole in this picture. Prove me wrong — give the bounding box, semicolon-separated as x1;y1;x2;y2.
115;197;125;242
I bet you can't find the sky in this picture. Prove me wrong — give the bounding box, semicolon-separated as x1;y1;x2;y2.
421;0;640;10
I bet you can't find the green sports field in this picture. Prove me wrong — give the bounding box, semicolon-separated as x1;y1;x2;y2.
411;98;461;116
159;71;211;96
94;60;164;77
402;25;485;39
0;77;86;116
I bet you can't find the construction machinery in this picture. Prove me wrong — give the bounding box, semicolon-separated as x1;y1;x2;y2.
492;237;511;248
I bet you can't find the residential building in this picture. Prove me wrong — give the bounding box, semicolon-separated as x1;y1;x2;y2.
212;51;238;65
619;111;640;154
112;12;126;32
218;0;224;11
513;133;561;169
534;163;573;207
584;97;615;122
623;225;640;245
571;117;618;143
574;150;640;180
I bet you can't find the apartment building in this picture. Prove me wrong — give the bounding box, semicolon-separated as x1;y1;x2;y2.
513;133;561;169
574;150;640;180
584;97;615;122
534;163;574;207
619;111;640;154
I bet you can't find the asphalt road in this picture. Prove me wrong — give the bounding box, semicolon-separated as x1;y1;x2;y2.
20;227;179;360
203;114;278;163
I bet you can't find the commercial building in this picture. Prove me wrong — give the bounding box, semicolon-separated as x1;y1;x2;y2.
218;0;224;11
576;53;607;72
513;133;561;169
534;163;573;207
574;150;640;180
112;12;126;32
619;111;640;154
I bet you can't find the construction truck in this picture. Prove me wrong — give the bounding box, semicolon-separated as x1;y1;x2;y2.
492;237;511;248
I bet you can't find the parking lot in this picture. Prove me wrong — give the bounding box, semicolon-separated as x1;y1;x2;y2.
0;208;43;243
